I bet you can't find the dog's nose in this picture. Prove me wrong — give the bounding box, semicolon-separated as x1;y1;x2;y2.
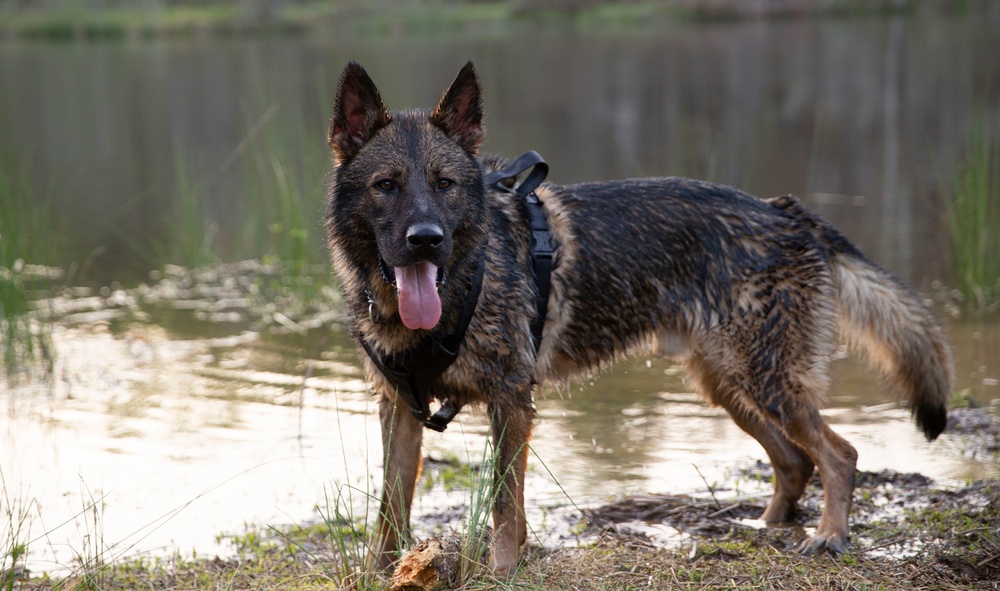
406;223;444;256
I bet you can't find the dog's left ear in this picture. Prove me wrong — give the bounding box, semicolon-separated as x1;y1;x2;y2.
430;61;485;155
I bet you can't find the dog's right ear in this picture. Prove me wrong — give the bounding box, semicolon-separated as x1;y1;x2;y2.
328;62;391;165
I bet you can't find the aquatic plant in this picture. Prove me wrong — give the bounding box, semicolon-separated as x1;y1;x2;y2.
948;117;1000;309
239;103;328;275
0;155;57;380
163;154;221;270
160;87;328;281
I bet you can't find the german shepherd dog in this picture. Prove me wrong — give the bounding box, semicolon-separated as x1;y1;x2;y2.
324;62;953;573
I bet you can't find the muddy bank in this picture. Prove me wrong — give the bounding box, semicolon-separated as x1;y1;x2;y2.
14;461;998;590
571;466;1000;588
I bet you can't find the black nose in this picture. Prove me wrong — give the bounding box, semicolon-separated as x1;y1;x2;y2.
406;223;444;257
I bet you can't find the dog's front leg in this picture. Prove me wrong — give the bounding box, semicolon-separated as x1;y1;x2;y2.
488;398;535;574
371;389;424;571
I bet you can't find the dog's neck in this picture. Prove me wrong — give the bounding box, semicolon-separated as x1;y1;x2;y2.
355;249;487;432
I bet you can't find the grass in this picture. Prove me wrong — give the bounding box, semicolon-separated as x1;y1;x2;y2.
0;481;121;591
7;469;998;590
154;91;329;288
169;154;220;270
948;113;1000;310
1;480;32;591
61;492;115;591
238;101;327;275
0;0;513;40
0;153;58;381
0;0;990;40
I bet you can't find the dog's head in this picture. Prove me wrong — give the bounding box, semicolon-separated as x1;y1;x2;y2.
327;62;487;331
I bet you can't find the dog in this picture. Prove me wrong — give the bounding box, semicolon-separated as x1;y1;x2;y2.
324;61;953;573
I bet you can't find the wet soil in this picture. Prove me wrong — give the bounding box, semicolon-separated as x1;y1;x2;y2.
14;459;997;591
946;406;1000;459
572;464;1000;588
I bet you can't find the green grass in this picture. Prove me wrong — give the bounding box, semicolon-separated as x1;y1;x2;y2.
948;115;1000;310
1;2;258;39
0;153;58;380
6;438;1000;591
0;1;513;40
238;103;326;275
156;87;329;285
1;481;32;591
0;0;988;40
167;154;220;270
10;472;998;590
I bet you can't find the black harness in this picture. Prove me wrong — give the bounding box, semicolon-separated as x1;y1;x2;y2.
485;151;552;351
358;151;551;432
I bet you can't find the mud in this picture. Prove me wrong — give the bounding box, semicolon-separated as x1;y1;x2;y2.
946;406;1000;458
580;463;1000;582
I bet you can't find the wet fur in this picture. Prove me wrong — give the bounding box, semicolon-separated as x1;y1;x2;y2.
325;62;954;573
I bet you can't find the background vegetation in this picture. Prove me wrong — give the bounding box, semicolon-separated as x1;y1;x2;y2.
0;0;989;39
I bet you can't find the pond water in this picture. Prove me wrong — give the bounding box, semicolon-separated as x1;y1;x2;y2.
2;11;999;575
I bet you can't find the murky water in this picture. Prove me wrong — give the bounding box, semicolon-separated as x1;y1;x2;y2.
2;12;999;575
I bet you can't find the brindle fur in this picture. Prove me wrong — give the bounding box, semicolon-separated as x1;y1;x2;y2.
324;62;954;573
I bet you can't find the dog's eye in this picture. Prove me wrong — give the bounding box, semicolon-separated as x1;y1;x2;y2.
436;178;453;191
375;179;396;192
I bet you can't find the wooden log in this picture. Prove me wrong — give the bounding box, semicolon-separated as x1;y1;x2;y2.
389;537;462;591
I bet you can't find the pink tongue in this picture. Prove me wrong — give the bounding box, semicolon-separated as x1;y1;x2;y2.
395;262;442;330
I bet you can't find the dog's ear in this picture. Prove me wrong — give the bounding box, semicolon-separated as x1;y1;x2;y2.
430;61;485;155
328;62;392;165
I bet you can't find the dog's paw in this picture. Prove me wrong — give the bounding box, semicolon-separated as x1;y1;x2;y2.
797;531;848;557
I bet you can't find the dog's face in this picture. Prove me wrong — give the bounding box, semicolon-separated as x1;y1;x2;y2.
327;62;487;331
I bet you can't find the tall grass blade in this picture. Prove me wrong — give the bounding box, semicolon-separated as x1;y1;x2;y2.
0;154;58;381
948;116;1000;309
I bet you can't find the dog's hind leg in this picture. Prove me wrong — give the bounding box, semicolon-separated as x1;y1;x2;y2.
488;397;535;574
687;354;815;523
688;346;857;555
371;390;424;571
781;406;858;555
735;416;816;524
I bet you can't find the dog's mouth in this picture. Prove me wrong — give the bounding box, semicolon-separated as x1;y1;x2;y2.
379;257;446;331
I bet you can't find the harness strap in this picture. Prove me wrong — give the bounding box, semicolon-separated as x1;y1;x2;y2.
485;151;552;352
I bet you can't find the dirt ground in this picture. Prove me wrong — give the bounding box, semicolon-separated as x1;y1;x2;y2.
11;456;1000;591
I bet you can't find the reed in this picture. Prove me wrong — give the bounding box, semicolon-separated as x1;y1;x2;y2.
948;118;1000;309
239;104;328;275
160;91;328;278
168;155;220;269
0;155;58;379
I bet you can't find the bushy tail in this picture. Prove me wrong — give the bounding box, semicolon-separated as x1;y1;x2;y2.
831;251;954;439
770;195;954;440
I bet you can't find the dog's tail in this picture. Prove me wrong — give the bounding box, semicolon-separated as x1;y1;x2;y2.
769;195;954;441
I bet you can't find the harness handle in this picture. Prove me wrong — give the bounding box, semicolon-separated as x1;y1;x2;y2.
485;150;549;198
